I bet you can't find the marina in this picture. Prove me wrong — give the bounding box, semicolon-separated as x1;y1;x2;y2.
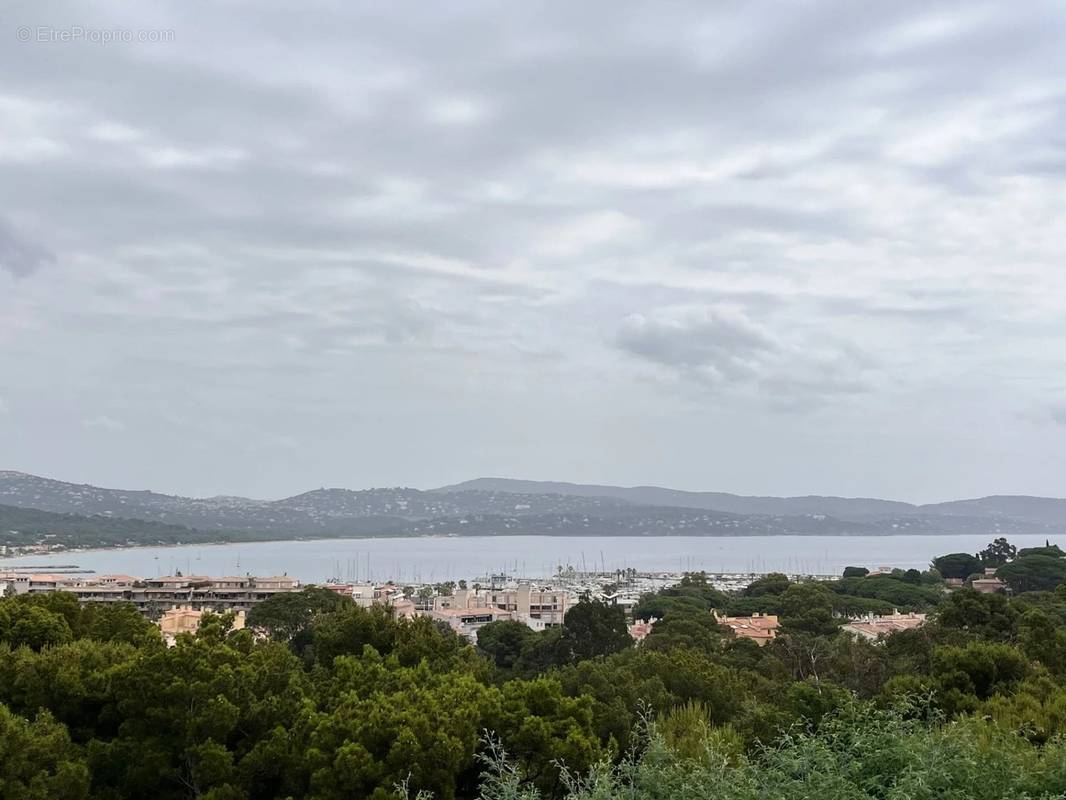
1;532;1057;585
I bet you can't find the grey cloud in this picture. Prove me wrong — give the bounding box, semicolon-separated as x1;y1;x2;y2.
0;219;54;276
617;306;775;378
615;305;872;408
816;294;981;323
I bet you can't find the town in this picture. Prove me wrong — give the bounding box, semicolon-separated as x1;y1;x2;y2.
5;561;1003;647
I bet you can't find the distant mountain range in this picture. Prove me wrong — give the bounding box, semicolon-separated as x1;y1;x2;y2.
1;470;1064;551
437;478;1066;525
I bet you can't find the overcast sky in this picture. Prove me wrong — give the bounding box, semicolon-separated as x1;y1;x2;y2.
2;1;1065;502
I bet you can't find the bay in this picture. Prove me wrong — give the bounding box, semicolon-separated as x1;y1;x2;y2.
1;532;1058;583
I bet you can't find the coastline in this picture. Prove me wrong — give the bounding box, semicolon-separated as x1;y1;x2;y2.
2;527;1053;563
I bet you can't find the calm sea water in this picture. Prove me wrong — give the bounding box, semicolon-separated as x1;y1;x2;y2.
1;533;1058;583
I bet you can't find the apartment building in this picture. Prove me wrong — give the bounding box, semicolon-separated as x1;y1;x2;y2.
445;583;570;625
4;572;301;616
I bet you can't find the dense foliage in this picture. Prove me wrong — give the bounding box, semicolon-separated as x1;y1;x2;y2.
0;503;216;549
6;539;1066;798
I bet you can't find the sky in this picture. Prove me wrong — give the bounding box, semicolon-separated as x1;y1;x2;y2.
2;1;1066;503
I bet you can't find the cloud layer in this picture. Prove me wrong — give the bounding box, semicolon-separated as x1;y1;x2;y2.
1;1;1065;501
0;218;53;276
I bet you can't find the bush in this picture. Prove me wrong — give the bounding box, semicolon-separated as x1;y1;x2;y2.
473;700;1066;800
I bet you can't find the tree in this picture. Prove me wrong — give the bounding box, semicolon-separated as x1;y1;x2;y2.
92;627;311;800
779;583;839;637
824;634;886;697
936;588;1019;640
310;605;469;670
307;604;400;665
842;566;869;578
494;677;606;795
932;641;1028;713
0;705;90;800
931;552;983;580
477;620;536;670
657;700;744;765
245;586;351;643
998;554;1066;594
772;632;834;685
1018;545;1066;558
515;627;572;674
632;574;729;621
980;537;1017;568
829;575;941;612
1018;609;1066;675
305;657;497;800
0;603;73;650
77;602;157;644
743;573;790;598
560;599;632;662
902;569;922;584
642;612;726;654
632;592;723;621
0;638;146;744
677;572;713;590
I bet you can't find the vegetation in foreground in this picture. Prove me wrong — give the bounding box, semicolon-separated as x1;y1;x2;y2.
5;538;1066;798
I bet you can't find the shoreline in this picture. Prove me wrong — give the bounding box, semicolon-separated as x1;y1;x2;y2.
1;528;1053;563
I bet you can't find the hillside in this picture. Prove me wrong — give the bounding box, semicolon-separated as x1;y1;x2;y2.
0;471;633;536
1;471;1063;550
434;478;916;519
437;477;1066;527
919;495;1066;525
0;503;209;549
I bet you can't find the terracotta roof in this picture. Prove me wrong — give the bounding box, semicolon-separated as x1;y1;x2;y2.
716;614;780;643
843;613;927;639
628;621;653;641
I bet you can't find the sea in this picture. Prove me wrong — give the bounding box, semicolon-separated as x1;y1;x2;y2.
1;533;1058;584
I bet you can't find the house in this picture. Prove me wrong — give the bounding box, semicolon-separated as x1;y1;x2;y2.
158;605;246;646
842;611;927;641
971;576;1008;594
425;606;516;640
715;612;780;645
628;619;654;643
